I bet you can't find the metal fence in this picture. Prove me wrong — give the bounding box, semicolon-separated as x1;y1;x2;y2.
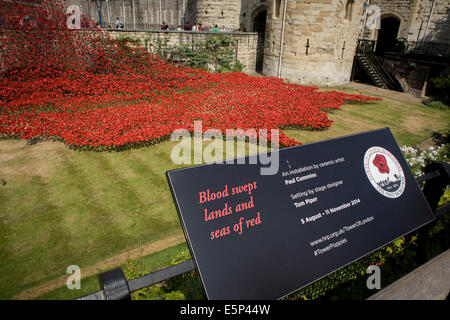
357;38;450;58
101;22;162;31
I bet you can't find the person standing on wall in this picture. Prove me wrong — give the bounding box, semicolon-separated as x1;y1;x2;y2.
115;17;124;30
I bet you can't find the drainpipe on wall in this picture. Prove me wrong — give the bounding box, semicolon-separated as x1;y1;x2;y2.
277;0;288;79
106;0;111;27
132;0;136;30
423;0;436;42
121;0;126;27
182;0;186;26
159;0;163;25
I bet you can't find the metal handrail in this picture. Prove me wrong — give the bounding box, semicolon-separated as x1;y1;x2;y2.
357;38;450;58
394;39;450;58
366;51;398;89
357;49;395;89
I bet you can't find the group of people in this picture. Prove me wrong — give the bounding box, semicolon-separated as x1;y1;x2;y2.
115;17;245;33
115;17;124;29
173;22;227;32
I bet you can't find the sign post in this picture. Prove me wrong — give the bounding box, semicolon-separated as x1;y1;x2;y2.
166;128;435;300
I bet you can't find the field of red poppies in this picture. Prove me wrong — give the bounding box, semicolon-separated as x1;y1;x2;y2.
0;0;379;150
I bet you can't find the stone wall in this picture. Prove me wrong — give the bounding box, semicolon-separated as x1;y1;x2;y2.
65;0;272;32
107;30;258;72
186;0;268;32
263;0;365;86
414;0;450;42
361;0;450;43
382;52;450;96
63;0;450;87
239;0;268;32
368;0;414;39
64;0;184;29
186;0;241;31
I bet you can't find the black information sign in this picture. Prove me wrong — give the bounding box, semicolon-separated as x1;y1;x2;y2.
166;128;435;300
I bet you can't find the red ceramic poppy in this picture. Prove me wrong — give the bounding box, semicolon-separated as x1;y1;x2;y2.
372;154;390;175
0;0;381;151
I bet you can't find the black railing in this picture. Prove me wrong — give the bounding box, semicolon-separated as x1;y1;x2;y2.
356;40;401;91
357;38;450;58
101;22;165;31
357;39;377;53
393;39;450;58
78;162;450;300
359;49;399;90
100;22;240;33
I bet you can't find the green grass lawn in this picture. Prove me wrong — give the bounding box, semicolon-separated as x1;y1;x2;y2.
285;93;449;146
0;93;449;300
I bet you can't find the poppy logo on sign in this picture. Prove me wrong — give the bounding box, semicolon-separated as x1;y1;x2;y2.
364;146;405;199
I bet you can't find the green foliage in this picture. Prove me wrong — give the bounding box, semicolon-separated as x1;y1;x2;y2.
122;238;418;301
430;75;450;106
124;259;186;300
439;189;450;207
423;98;449;111
147;34;242;72
284;235;416;300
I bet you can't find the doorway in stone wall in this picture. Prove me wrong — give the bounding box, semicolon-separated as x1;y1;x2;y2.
252;7;267;73
376;16;401;55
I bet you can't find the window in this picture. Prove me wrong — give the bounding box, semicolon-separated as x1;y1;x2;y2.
275;0;281;18
345;0;354;21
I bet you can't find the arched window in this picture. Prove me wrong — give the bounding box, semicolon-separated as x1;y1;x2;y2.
345;0;354;21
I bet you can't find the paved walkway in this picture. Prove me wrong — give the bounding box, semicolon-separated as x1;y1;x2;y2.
368;249;450;300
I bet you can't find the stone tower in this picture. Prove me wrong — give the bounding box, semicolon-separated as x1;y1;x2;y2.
186;0;242;30
263;0;365;86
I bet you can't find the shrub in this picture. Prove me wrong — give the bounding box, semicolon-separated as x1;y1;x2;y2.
400;144;448;177
147;34;239;72
430;75;450;106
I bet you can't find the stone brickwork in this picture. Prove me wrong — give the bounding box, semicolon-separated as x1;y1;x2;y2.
187;0;242;31
173;0;266;32
64;0;184;29
107;30;258;72
239;0;268;32
263;0;365;86
369;0;414;39
413;0;450;42
361;0;450;43
63;0;450;86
